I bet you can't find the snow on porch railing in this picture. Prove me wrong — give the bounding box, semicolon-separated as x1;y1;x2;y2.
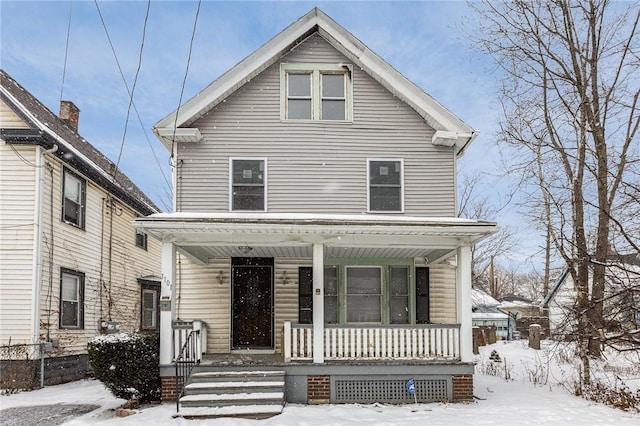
283;322;460;362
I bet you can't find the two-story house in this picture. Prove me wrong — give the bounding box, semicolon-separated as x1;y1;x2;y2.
135;8;496;417
0;69;162;387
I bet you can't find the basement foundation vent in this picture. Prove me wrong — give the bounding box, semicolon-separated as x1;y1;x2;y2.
333;378;448;403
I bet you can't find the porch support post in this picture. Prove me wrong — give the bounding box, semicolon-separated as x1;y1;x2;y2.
456;245;473;362
312;243;324;363
160;242;176;365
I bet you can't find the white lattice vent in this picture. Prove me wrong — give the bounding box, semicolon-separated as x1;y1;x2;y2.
334;378;448;403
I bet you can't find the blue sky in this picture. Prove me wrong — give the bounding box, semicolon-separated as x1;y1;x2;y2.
1;1;542;269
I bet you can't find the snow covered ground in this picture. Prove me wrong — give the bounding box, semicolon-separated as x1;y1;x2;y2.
1;340;638;425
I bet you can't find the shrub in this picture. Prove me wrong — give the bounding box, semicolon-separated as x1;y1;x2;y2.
87;332;160;402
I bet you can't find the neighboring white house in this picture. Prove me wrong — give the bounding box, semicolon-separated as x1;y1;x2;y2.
135;7;497;410
543;258;640;340
0;69;162;386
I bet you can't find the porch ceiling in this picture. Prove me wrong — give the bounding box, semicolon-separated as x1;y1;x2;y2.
135;213;497;264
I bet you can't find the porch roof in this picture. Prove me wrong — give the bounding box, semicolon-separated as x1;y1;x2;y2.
135;213;497;264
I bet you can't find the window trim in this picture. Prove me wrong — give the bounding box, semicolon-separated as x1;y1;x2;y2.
367;158;405;213
61;167;86;229
229;157;268;212
59;268;84;329
280;63;353;122
301;259;415;325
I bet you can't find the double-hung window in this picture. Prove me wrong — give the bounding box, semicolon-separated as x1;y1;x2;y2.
60;268;84;329
141;287;159;330
368;159;404;212
62;168;86;228
230;158;266;211
282;64;352;121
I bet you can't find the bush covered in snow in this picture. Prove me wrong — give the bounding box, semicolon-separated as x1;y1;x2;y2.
87;332;160;402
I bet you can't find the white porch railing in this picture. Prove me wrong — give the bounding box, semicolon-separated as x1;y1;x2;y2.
283;321;460;362
173;320;207;362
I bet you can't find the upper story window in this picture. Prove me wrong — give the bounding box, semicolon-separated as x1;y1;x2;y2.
62;168;86;228
135;215;148;250
230;158;267;211
281;63;352;121
368;159;404;213
136;230;148;250
60;268;84;329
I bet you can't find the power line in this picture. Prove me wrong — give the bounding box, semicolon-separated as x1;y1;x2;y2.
171;0;202;159
93;0;171;193
59;1;73;105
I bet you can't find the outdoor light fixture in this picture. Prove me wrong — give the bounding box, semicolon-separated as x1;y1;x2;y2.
217;270;225;285
282;270;289;285
239;245;253;254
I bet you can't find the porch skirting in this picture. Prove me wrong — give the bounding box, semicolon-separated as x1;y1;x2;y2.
160;362;474;404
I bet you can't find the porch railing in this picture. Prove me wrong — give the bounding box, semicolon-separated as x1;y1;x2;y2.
173;320;206;413
174;329;201;413
283;322;460;362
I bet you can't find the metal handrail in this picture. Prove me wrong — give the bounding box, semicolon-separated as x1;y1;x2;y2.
174;329;200;413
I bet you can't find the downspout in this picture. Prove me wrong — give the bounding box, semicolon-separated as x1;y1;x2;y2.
31;144;58;344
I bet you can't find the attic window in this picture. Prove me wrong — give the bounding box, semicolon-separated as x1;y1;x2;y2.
281;63;352;122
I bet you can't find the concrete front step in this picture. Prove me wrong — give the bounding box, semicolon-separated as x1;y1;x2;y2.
185;380;285;395
180;391;284;407
189;370;285;383
178;370;286;419
178;404;283;420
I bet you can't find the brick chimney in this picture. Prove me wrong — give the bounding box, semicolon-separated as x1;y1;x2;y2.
59;100;80;131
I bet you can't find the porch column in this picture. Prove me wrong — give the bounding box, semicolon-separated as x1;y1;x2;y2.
456;245;473;362
160;242;176;365
312;243;324;363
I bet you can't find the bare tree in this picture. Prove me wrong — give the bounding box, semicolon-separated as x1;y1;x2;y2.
458;173;518;286
470;0;640;385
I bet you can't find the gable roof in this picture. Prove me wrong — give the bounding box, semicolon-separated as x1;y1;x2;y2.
0;69;159;215
153;7;477;156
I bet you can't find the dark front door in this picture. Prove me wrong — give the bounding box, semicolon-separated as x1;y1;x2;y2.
232;258;273;349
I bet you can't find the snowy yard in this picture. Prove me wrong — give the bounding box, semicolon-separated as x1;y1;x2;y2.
1;341;638;425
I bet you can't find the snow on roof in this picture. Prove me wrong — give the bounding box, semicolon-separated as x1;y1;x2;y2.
471;288;500;308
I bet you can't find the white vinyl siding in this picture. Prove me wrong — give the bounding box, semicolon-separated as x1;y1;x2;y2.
427;262;457;323
38;159;161;354
0;100;29;128
0;142;37;345
178;34;455;216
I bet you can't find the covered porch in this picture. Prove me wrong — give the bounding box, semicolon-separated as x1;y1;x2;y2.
136;213;496;368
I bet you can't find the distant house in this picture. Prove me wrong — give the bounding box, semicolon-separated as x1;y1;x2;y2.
0;69;162;386
499;294;547;339
543;258;640;340
135;8;496;416
472;288;510;340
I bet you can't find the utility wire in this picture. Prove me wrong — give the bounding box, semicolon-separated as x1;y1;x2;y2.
59;1;73;106
170;0;202;159
93;0;171;192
